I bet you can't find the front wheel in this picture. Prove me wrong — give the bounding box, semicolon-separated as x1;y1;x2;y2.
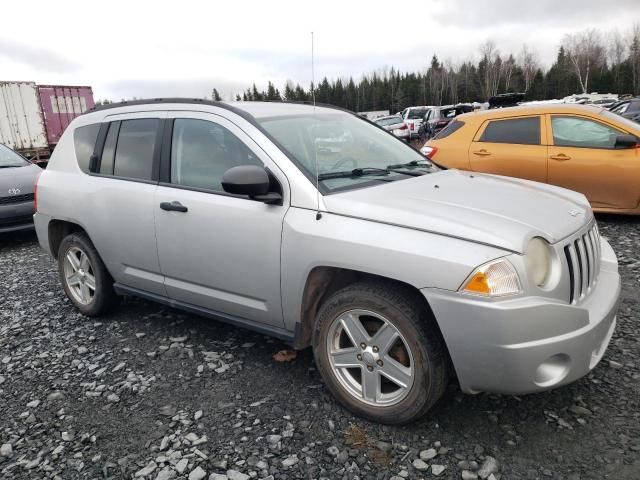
312;281;449;424
58;233;117;316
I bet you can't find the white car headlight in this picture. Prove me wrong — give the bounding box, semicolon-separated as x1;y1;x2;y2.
525;237;552;287
460;259;521;297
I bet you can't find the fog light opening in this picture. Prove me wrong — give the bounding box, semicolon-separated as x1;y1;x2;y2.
534;354;571;387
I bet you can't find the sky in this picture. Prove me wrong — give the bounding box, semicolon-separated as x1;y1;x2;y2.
1;0;639;102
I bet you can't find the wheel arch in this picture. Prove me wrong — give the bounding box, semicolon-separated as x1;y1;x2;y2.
293;266;447;354
48;219;93;260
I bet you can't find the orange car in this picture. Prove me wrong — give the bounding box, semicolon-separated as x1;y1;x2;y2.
422;104;640;214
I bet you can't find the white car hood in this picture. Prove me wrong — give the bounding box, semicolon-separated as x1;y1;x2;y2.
323;169;593;253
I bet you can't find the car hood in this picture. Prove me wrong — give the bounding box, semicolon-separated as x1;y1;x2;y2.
0;163;41;195
323;169;593;253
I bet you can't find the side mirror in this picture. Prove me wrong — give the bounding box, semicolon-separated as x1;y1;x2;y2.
221;165;282;205
614;134;638;149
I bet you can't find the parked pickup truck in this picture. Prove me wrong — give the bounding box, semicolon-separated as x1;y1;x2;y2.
34;99;621;424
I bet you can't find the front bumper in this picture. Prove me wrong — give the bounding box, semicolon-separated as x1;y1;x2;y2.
422;238;621;395
0;201;35;233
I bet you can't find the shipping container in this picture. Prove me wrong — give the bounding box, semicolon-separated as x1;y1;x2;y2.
0;81;49;157
1;81;95;163
37;85;94;147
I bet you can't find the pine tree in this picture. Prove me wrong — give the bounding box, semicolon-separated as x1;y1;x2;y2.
266;82;281;101
212;89;222;101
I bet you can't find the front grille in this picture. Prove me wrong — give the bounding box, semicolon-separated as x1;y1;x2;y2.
0;193;34;205
563;223;601;304
0;214;33;227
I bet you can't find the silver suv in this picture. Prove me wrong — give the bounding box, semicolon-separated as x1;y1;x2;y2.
34;99;621;424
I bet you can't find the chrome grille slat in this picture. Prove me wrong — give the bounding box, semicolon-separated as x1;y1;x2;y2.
576;239;588;298
562;222;601;304
587;229;598;282
565;243;580;304
583;235;594;287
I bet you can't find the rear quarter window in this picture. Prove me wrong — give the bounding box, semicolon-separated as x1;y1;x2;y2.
434;119;465;139
73;124;100;173
480;117;540;145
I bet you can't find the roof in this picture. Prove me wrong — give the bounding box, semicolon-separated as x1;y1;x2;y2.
86;98;346;120
374;114;402;121
457;103;606;122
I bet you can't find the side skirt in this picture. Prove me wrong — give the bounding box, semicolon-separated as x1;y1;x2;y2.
113;283;296;345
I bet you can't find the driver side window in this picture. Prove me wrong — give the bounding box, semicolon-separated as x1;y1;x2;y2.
170;118;262;191
551;116;623;149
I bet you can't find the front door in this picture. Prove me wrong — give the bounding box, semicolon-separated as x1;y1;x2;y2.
546;114;640;210
468;115;548;183
153;112;288;327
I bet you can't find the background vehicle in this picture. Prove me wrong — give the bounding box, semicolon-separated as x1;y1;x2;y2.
628;111;640;124
609;97;640;119
400;106;431;139
34;99;619;425
418;104;475;141
0;143;41;232
358;110;390;121
423;104;640;214
488;93;525;109
374;115;409;140
0;81;94;164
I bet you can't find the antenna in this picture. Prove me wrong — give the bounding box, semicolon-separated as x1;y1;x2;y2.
311;31;322;221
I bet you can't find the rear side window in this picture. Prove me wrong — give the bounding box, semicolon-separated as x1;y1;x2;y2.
480;117;540;145
407;109;427;119
73;124;100;173
113;119;159;180
434;119;465;139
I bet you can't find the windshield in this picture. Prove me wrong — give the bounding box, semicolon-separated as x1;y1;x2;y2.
601;110;640;133
375;116;403;126
0;144;29;168
257;111;432;192
407;108;427;119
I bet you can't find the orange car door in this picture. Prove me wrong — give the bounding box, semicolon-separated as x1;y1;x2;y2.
468;116;548;183
546;114;640;210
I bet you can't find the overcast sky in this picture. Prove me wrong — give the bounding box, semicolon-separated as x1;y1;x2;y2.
1;0;639;101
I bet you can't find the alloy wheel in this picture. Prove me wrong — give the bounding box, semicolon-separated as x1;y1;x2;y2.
63;246;96;305
326;309;415;406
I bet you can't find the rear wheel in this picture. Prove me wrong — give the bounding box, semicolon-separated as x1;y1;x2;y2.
58;233;117;316
312;281;448;424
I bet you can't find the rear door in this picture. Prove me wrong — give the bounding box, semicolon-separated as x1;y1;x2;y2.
85;112;167;295
546;114;640;209
468;115;548;183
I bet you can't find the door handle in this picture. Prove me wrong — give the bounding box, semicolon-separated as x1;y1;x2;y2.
472;149;491;156
550;154;571;161
160;201;188;212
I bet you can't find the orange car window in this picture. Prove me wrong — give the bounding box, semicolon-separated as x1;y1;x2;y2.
479;117;540;145
551;116;623;149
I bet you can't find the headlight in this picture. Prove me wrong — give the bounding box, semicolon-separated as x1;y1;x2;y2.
526;237;552;287
460;259;521;297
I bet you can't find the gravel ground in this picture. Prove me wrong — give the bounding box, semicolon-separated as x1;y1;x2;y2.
0;216;638;480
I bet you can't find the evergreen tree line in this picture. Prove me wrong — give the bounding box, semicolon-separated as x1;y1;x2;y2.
220;25;640;113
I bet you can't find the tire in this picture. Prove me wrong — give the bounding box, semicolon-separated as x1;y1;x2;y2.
58;232;117;316
312;280;449;424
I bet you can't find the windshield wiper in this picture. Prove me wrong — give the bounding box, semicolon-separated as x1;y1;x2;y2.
0;164;25;169
317;167;391;180
386;159;433;169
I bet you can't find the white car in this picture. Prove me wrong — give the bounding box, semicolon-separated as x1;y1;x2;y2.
374;115;409;141
400;106;432;139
